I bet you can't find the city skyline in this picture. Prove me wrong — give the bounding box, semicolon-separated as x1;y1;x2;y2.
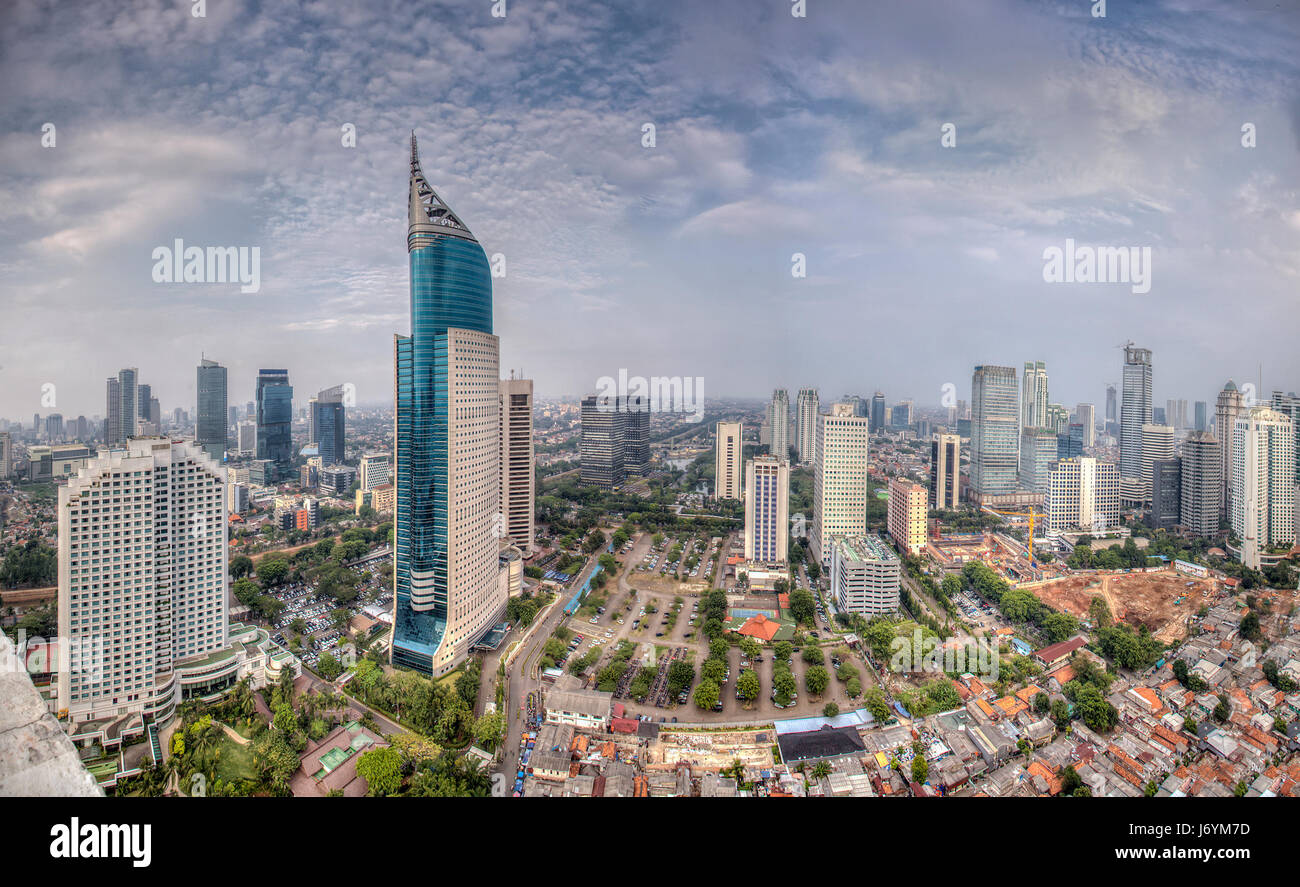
3;0;1298;419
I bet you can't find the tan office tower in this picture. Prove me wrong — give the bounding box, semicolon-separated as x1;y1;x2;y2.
1045;457;1120;533
811;403;871;566
499;378;535;555
0;431;11;478
887;477;927;555
1216;381;1245;521
1231;406;1296;570
930;433;960;509
744;455;789;565
1139;424;1174;504
715;421;743;500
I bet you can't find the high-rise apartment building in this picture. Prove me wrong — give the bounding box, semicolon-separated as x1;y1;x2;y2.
392;134;506;677
768;389;790;461
1120;345;1153;486
0;432;11;478
196;357;228;460
57;439;230;725
930;432;960;510
811;403;870;566
714;421;743;501
1022;361;1049;430
1270;391;1300;485
795;387;820;464
970;365;1019;501
255;369;293;480
1231;406;1296;570
1166;399;1189;431
359;452;392;491
743;455;789;566
1179;431;1221;539
310;385;347;466
1045;457;1120;533
831;535;900;616
1216;380;1245;522
498;377;535;555
887;477;927;556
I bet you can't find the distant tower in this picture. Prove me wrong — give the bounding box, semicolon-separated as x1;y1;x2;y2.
1216;380;1245;521
795;388;820;465
714;421;743;501
1119;344;1153;497
767;389;790;461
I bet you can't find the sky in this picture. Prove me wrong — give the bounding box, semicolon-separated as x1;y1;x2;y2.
1;0;1298;422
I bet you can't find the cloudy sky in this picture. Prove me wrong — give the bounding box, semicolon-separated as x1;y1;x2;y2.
1;0;1297;422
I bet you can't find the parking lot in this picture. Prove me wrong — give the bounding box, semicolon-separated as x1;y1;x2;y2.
264;558;391;670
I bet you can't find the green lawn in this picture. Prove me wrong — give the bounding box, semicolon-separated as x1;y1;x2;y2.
203;736;258;783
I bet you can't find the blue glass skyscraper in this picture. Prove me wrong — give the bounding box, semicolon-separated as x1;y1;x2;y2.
255;369;293;480
392;134;503;676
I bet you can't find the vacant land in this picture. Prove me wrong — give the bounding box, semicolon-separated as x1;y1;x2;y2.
1033;569;1219;643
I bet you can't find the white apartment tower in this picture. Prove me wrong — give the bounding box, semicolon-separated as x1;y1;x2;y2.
1022;361;1049;430
498;377;535;555
1138;423;1175;504
57;439;229;724
744;455;790;566
359;452;392;491
767;389;790;461
811;403;871;566
1216;380;1245;522
714;421;743;501
1045;457;1120;533
796;387;820;465
1231;406;1296;570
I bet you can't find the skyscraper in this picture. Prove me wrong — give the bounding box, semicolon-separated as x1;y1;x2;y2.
1021;360;1048;430
1120;344;1153;492
743;455;789;566
887;477;927;556
1270;391;1300;485
796;387;820;464
1018;427;1058;494
930;432;960;510
1075;403;1096;447
196;357;228;460
970;365;1019;501
811;403;870;566
1179;431;1221;538
1216;380;1245;521
580;394;626;489
498;377;535;555
255;369;293;479
870;391;886;434
1151;458;1181;531
1045;457;1120;533
714;421;743;501
622;395;650;475
105;367;138;445
1105;385;1118;424
1231;406;1296;570
392;134;505;677
1139;423;1174;504
57;439;230;724
310;385;347;466
1194;401;1208;432
767;389;790;460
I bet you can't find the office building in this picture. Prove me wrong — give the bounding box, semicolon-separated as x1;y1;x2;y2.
255;369;293;480
1045;457;1120;533
796;387;820;464
58;439;231;726
236;420;257;455
887;477;927;556
392;134;506;677
1120;344;1153;486
1270;391;1300;485
1150;458;1181;532
1018;427;1058;494
890;400;914;429
743;455;789;566
1231;406;1296;570
930;432;960;510
1194;401;1208;432
0;431;11;478
1179;432;1221;539
196;358;228;460
310;385;347;466
715;421;743;501
580;393;626;489
870;392;886;434
105;367;139;445
1022;361;1049;429
622;395;650;475
498;378;535;555
1138;424;1174;504
768;389;791;460
1075;402;1096;447
1166;399;1189;431
970;365;1019;501
1057;424;1084;460
831;535;900;616
811;403;870;566
319;463;357;496
1105;385;1117;424
359;452;392;492
227;481;250;514
44;413;64;442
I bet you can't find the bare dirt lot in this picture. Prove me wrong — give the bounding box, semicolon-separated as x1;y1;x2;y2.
1032;569;1219;643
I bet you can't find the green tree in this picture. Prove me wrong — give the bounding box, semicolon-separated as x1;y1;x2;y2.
736;669;760;702
693;680;720;710
355;746;402;797
805;665;830;696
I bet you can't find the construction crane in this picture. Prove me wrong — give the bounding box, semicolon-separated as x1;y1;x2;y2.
984;506;1042;566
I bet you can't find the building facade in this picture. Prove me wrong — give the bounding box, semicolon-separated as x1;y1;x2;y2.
310;385;347;466
714;421;743;501
1018;427;1058;494
930;432;960;510
1120;345;1153;487
1216;381;1245;523
970;365;1019;501
887;477;927;556
811;403;870;566
255;369;293;480
1022;360;1049;430
768;389;790;460
795;387;820;465
1179;431;1221;538
498;377;535;555
196;358;228;460
580;393;625;489
1231;406;1296;570
1045;457;1120;533
831;535;900;616
743;455;789;566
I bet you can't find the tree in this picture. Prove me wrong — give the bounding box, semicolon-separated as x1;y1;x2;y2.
256;559;290;587
773;670;797;705
805;665;830;696
472;711;506;751
788;589;816;625
823;702;839;717
736;669;760;702
802;645;824;665
355;747;402;797
229;555;254;578
317;652;343;681
774;641;793;662
911;754;928;784
667;660;695;696
272;703;297;734
693;680;720;710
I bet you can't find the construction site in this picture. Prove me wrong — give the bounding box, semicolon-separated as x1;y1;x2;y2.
1028;568;1222;643
648;727;777;770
